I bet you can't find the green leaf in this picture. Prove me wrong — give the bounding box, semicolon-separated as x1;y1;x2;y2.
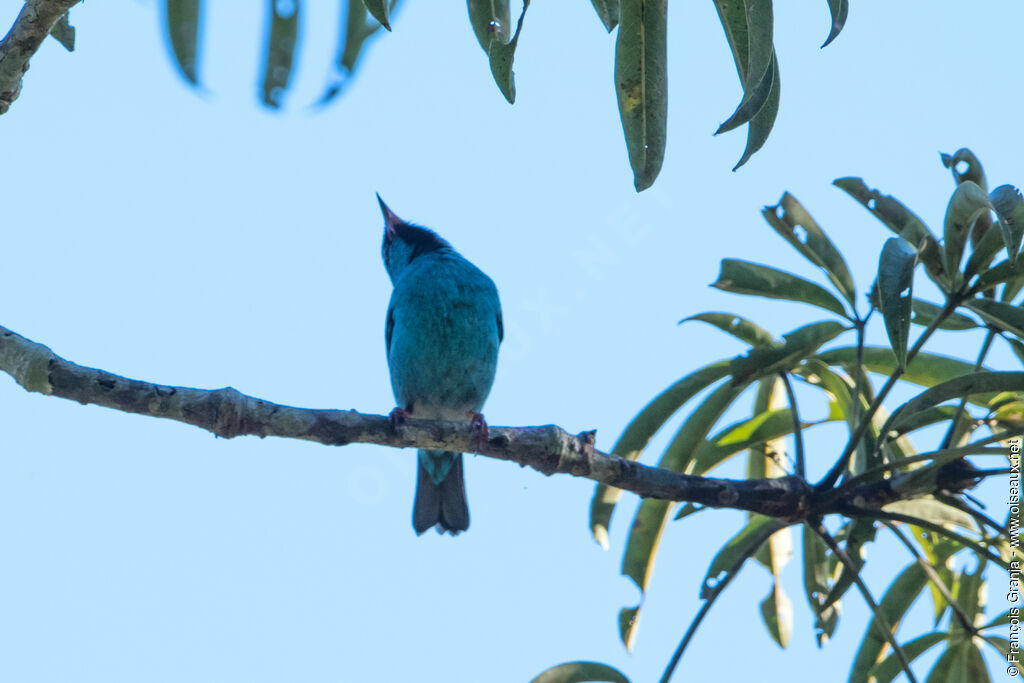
619;381;746;649
734;51;779;171
712;259;850;318
878;237;917;369
762;192;857;306
589;0;620;32
713;1;780;169
615;0;668;190
759;578;793;648
317;0;393;104
802;524;839;645
590;361;732;548
950;564;985;630
962;214;1005;280
822;518;877;610
530;661;630;683
834;177;946;283
49;12;75;52
362;0;391;30
729;321;847;384
714;0;773;135
468;0;511;48
974;257;1024;293
910;299;978;330
164;0;202;85
701;516;785;599
926;640;989;683
672;502;703;521
822;0;849;47
849;563;928;683
886;405;959;438
943;181;993;282
965;299;1024;338
940;148;988;192
260;0;301;108
882;498;977;532
680;312;775;347
884;371;1024;433
992;184;1024;265
867;631;946;683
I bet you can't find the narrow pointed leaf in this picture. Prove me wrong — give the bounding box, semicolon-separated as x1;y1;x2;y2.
911;299;978;330
928;641;989;683
943;181;993;280
468;0;511;48
848;563;929;683
734;52;779;170
680;312;775;347
714;0;773;135
834;177;945;282
164;0;202;85
822;0;848;47
590;362;732;548
763;192;857;306
867;631;946;683
49;12;74;51
589;0;620;32
940;148;988;192
712;259;850;318
701;516;784;599
530;661;630;683
317;0;392;104
802;524;839;645
963;213;1005;279
965;299;1024;338
975;257;1024;293
260;0;301;108
884;371;1024;433
878;237;917;369
822;519;878;610
362;0;391;30
728;320;847;385
991;184;1024;265
619;381;746;649
615;0;668;191
484;6;529;105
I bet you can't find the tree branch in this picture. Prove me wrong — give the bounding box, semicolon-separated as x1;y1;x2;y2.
0;324;815;518
0;0;80;114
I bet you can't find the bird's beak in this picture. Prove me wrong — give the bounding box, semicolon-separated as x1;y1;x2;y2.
377;193;401;241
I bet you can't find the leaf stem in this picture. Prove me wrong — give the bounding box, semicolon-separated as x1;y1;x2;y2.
940;326;997;449
779;371;805;478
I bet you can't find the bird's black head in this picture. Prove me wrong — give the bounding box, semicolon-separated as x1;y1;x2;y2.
378;195;451;283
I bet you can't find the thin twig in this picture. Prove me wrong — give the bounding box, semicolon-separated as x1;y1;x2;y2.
940;327;997;449
779;371;805;479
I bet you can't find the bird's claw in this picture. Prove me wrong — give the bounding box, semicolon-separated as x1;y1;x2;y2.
467;411;488;449
389;407;409;431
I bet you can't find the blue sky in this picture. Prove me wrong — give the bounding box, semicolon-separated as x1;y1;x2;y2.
1;1;1022;681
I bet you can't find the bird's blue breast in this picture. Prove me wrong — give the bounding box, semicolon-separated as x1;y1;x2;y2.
387;250;501;419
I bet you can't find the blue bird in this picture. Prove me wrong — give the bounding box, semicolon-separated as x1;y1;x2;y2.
378;196;502;535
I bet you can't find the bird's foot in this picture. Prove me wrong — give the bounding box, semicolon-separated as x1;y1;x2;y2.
389;407;409;431
467;411;488;450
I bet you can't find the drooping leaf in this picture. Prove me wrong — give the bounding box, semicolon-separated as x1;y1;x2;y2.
877;237;917;369
728;321;847;384
867;631;946;683
467;0;511;48
940;148;988;192
712;259;850;318
260;0;301;108
834;177;945;283
615;0;668;190
482;2;529;104
944;181;994;285
762;192;857;306
680;312;775;347
362;0;391;30
701;515;785;599
963;214;1005;280
822;0;849;47
619;381;747;649
530;661;631;683
848;563;928;683
589;0;620;32
590;361;732;548
991;184;1024;265
884;371;1024;433
965;299;1024;338
910;299;978;330
317;0;394;104
802;524;839;645
164;0;202;85
49;12;75;51
822;518;877;610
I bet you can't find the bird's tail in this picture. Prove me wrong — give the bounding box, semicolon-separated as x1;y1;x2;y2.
413;450;469;535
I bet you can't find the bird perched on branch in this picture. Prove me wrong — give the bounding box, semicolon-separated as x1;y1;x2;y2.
378;196;503;535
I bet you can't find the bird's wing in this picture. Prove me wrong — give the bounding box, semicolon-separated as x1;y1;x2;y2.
386;301;396;357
